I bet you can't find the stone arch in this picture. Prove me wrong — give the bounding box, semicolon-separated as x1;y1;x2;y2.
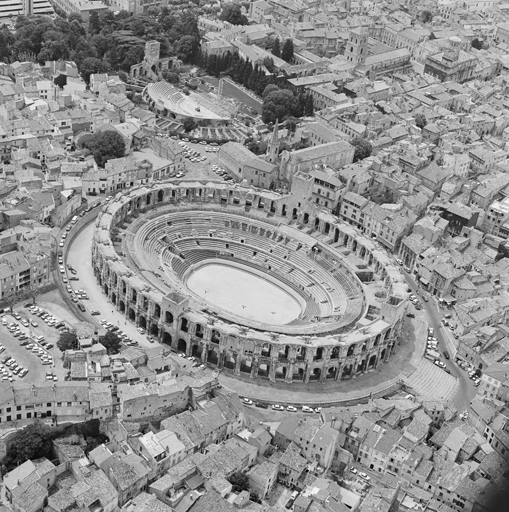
314;347;324;361
384;329;391;340
303;213;309;224
150;324;159;336
292;208;298;219
334;228;340;243
207;349;218;365
224;353;236;370
178;338;187;353
381;348;387;361
357;359;367;373
296;346;306;361
157;190;164;202
195;323;204;339
331;346;340;359
104;283;109;296
342;364;352;377
327;367;337;379
310;367;321;381
146;193;152;205
128;308;136;321
324;222;331;235
368;354;377;368
136;197;141;209
293;367;305;381
275;365;286;379
192;343;202;358
211;329;221;344
278;345;290;360
139;316;147;329
261;343;271;357
374;334;381;346
119;300;126;313
154;304;161;318
258;363;269;377
347;345;355;357
314;217;320;230
352;239;358;252
281;204;287;216
111;292;117;305
181;317;189;332
240;358;252;374
165;311;174;324
162;332;172;345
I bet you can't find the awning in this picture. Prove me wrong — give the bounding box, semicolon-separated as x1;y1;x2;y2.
419;277;429;285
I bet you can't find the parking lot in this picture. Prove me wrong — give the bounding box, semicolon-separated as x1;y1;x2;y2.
0;305;67;384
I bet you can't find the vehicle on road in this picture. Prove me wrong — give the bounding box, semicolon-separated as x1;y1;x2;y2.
242;398;253;405
359;472;371;481
302;405;313;413
350;467;358;474
137;328;146;334
443;350;450;359
287;405;297;412
272;404;284;411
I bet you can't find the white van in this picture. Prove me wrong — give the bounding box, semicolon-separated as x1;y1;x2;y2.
71;215;79;224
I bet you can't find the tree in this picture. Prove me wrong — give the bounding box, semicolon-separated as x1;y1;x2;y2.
183;118;197;133
420;10;433;23
176;35;196;63
286;117;297;133
281;38;294;63
471;38;483;50
4;423;54;471
57;331;78;352
351;137;372;162
272;37;281;58
80;130;126;168
101;331;121;355
219;3;248;25
162;69;180;84
304;94;314;116
262;83;279;98
88;11;101;34
80;57;110;85
228;472;250;493
415;113;427;129
121;45;144;71
262;88;300;124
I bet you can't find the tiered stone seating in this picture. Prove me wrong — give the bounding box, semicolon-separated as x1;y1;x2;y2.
403;359;459;401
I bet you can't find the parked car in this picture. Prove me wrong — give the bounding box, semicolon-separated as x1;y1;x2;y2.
242;398;253;406
302;405;313;413
359;472;371;481
271;404;284;411
287;405;297;412
443;350;450;360
350;467;358;474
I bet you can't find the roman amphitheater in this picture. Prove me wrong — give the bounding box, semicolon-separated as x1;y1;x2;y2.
92;182;408;386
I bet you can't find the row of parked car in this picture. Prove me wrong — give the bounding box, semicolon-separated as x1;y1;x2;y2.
1;355;28;379
241;398;322;413
100;320;138;346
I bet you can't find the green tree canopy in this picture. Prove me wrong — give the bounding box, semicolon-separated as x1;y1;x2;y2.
220;3;248;25
272;37;281;58
351;137;372;162
57;331;78;352
80;131;126;168
183;117;198;133
80;57;110;84
415;113;427;129
162;69;180;84
419;10;433;23
228;472;250;493
101;331;122;355
281;38;294;62
471;38;483;50
262;88;300;124
4;423;54;470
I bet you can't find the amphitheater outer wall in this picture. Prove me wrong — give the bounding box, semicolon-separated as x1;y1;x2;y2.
92;182;408;385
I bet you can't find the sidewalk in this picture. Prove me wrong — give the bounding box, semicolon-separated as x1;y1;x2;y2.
218;315;425;406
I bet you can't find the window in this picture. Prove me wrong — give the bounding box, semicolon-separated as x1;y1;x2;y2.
67;402;72;407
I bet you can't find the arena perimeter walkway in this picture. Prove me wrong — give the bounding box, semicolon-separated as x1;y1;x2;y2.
218;313;459;406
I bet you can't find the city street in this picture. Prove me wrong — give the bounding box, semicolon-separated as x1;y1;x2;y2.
66;221;154;349
401;268;476;412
